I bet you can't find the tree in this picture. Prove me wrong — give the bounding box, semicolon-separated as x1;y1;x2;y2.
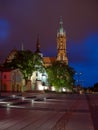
32;52;45;73
94;83;98;92
46;61;75;91
4;50;34;81
4;50;45;82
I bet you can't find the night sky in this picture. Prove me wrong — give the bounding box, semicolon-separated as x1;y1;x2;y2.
0;0;98;87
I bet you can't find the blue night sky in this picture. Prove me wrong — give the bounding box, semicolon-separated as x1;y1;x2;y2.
0;0;98;87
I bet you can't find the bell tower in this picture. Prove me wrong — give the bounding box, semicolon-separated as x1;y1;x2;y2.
56;18;68;64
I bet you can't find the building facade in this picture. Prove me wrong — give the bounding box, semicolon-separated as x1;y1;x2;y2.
0;68;23;92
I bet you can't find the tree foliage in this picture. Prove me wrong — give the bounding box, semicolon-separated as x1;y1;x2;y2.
4;50;34;80
94;83;98;92
32;52;45;73
46;61;75;91
4;51;45;81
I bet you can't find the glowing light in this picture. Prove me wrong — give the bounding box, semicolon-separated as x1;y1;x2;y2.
7;103;10;107
31;100;34;104
22;97;25;100
44;86;48;90
62;88;66;92
38;85;44;90
12;95;16;98
51;86;55;91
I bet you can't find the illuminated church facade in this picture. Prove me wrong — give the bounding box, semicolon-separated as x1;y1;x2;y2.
0;18;68;92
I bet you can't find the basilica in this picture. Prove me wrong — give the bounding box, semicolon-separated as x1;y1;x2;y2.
0;18;68;92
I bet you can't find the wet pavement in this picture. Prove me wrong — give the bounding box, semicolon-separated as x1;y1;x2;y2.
0;93;98;130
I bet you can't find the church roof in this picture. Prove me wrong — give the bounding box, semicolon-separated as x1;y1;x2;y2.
4;49;17;64
43;57;56;66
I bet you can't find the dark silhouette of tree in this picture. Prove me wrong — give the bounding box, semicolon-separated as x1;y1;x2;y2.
94;83;98;92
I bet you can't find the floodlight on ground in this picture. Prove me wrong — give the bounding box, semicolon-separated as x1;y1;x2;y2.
22;97;25;100
44;97;46;101
12;95;16;98
39;85;44;90
44;86;48;90
31;100;34;104
7;103;10;107
62;88;66;92
51;86;55;91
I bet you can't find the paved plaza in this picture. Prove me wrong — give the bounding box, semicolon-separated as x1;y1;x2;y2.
0;92;98;130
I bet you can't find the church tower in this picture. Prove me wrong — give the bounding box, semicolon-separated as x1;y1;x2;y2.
56;18;68;65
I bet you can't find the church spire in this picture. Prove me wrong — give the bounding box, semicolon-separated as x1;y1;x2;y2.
60;17;63;29
57;17;66;36
35;35;43;57
21;42;24;51
35;35;41;53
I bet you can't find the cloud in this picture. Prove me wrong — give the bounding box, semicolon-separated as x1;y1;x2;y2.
0;19;11;42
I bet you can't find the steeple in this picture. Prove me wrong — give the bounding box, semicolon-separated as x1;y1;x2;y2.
57;17;66;36
21;42;24;51
35;35;43;57
35;35;41;53
56;17;68;64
